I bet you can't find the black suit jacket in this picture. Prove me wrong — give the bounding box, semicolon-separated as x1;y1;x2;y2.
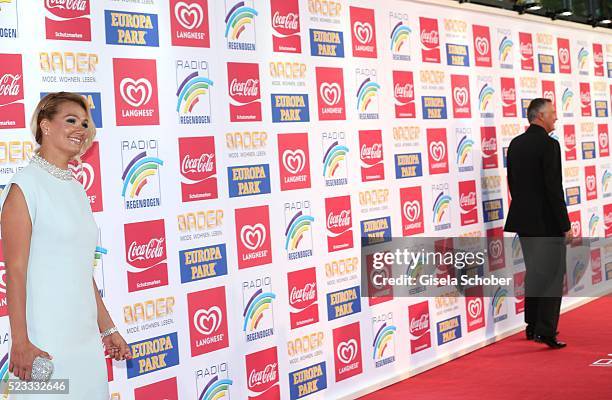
504;124;570;236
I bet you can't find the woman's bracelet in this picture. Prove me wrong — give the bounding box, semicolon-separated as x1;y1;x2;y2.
100;326;118;338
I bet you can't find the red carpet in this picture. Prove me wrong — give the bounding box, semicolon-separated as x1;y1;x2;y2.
359;296;612;400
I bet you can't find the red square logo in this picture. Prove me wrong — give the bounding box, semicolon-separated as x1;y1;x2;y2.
393;70;416;118
519;32;534;71
487;227;505;272
179;136;217;202
0;241;6;317
271;0;301;53
569;210;582;238
451;74;471;119
465;286;485;332
605;204;612;238
359;130;384;182
557;38;571;74
245;347;280;400
419;17;440;63
134;377;178;400
365;252;393;305
500;77;517;117
170;0;210;48
580;82;592;117
400;186;425;236
459;180;478;226
45;0;91;41
124;219;168;292
235;205;272;269
426;128;449;174
287;267;319;329
542;80;556;108
113;58;159;126
227;62;262;122
277;132;311;191
593;43;604;77
325;195;353;252
188;286;229;356
564;124;577;161
514;271;526;314
472;25;492;67
316;67;346;121
70;141;103;212
481;126;498;170
408;300;431;353
0;54;25;129
350;6;377;58
598;124;609;157
591;248;602;285
585;165;597;201
333;322;363;382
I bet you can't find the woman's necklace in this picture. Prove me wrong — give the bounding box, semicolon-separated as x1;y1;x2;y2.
30;153;73;181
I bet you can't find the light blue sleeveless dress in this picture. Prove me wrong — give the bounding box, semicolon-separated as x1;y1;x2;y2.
0;162;108;398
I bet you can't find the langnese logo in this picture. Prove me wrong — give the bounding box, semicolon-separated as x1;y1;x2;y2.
120;139;162;210
432;182;452;231
316;67;346;120
393;70;415;118
371;312;396;368
389;12;411;61
599;124;610;157
278;132;311;191
134;377;178;400
270;0;301;53
333;322;363;382
227;62;261;122
426;128;449;174
500;77;517;117
245;347;280;400
179;136;217;202
322;131;348;187
419;17;440;63
124;219;168;293
176;59;213;125
45;0;91;41
0;0;18;39
170;0;210;47
356;68;379;120
542;80;556;107
450;74;471;119
113;58;159;126
105;10;159;47
557;38;571;74
359;130;384;182
127;332;179;378
179;243;227;284
235;205;272;269
287;267;319;329
350;6;377;58
225;0;257;51
284;200;314;261
518;32;534;71
0;54;25;129
472;25;492;67
195;363;233;400
242;277;275;342
325;195;353;253
456;127;474;172
459;180;478;226
586;165;598;201
188;286;229;356
465;286;485;332
400;186;424;236
69;141;103;212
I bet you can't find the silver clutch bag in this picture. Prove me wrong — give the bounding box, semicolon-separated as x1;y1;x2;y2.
31;356;54;381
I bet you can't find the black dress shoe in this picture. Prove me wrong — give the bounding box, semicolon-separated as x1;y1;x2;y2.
525;327;535;340
534;335;567;349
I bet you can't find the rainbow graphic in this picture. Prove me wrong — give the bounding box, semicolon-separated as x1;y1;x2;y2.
561;88;574;112
0;353;9;397
498;36;513;63
372;323;396;360
243;288;275;332
456;136;474;165
356;78;380;112
176;72;213;114
511;234;522;260
390;22;411;52
285;212;314;251
602;169;611;193
323;142;349;178
225;2;258;40
199;375;233;400
492;287;507;317
478;84;495;112
577;47;589;70
121;152;163;199
408;257;425;279
94;246;107;269
572;260;586;287
432;192;451;223
589;214;600;236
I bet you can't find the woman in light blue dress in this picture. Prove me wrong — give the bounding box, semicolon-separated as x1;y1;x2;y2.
0;92;131;398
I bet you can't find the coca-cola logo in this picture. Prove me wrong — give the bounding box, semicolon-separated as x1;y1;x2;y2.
501;88;516;103
460;192;476;208
429;141;446;162
181;153;214;174
394;83;414;100
46;0;87;10
282;149;305;174
580;90;591;105
240;224;266;251
467;298;482;318
353;21;373;44
248;363;278;387
403;200;421;222
409;313;429;334
475;36;489;56
520;42;533;56
337;339;358;364
571;221;581;237
127;238;165;263
120;78;152;108
193;306;222;335
290;283;316;305
482;138;497;153
587;175;596;191
69;162;95;191
229;78;259;98
453;87;469;107
360;143;382;160
594;52;603;65
327;210;351;229
272;12;299;31
559;47;570;65
420;29;439;47
605;212;612;225
489;240;502;258
320;82;341;106
566;133;576;146
0;74;21;97
175;1;204;30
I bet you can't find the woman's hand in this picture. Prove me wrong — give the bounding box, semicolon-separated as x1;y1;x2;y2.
103;332;132;361
9;340;52;381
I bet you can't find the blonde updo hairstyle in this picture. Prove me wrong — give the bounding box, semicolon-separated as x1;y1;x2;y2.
30;92;97;161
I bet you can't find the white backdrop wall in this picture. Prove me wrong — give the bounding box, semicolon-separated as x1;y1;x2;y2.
0;0;611;399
